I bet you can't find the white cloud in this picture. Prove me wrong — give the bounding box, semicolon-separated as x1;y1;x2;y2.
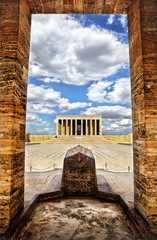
118;15;127;29
87;78;131;104
81;105;132;135
29;15;129;86
102;118;132;135
107;15;115;25
27;84;61;106
81;105;131;119
26;113;49;126
59;99;92;112
87;81;113;103
27;84;92;114
107;78;131;104
27;103;55;114
38;77;60;83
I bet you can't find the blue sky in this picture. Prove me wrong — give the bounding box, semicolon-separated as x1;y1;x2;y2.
26;14;132;135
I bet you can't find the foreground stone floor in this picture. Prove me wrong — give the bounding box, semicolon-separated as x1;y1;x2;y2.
18;199;140;240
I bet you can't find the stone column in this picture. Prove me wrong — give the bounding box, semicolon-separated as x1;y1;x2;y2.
70;119;72;135
0;0;31;233
66;119;69;136
75;119;77;135
100;118;102;135
128;0;157;233
81;119;83;135
90;119;93;135
95;120;97;135
86;119;88;135
61;119;63;135
56;119;58;135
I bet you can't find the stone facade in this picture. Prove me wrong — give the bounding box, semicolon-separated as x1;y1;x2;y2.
56;115;102;136
0;0;156;235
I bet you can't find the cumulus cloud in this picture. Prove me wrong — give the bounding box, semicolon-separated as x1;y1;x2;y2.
29;15;129;86
81;105;132;134
107;15;115;25
106;78;131;104
102;118;132;135
26;113;49;126
27;103;55;114
81;105;131;119
87;81;113;103
118;15;127;29
38;77;60;83
27;84;92;114
27;84;61;106
107;15;127;30
87;78;131;104
59;99;92;112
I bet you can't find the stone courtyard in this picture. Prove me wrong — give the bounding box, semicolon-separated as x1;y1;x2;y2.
25;138;134;204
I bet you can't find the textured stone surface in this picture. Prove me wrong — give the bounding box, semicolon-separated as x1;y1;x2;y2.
0;0;156;234
17;199;141;240
0;0;31;234
128;0;157;233
26;0;132;14
61;145;98;195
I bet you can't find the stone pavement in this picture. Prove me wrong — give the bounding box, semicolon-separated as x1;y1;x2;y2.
25;140;133;204
25;141;133;172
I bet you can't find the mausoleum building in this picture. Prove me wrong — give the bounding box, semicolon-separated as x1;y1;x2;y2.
56;115;102;136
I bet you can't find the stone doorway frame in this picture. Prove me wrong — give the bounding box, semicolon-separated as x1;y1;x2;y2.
0;0;156;234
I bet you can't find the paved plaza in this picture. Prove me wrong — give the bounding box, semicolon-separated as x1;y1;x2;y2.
25;140;133;172
25;139;134;204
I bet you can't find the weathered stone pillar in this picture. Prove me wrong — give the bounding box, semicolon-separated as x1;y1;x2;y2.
0;0;31;234
75;119;77;135
81;119;83;135
128;0;157;233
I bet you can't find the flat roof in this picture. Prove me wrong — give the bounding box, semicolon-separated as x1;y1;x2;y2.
56;115;102;118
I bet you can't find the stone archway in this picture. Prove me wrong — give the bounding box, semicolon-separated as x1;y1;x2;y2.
0;0;156;234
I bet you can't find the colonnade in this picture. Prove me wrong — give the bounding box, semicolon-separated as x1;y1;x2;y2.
56;116;102;136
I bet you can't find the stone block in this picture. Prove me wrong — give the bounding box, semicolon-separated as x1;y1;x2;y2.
61;145;97;195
